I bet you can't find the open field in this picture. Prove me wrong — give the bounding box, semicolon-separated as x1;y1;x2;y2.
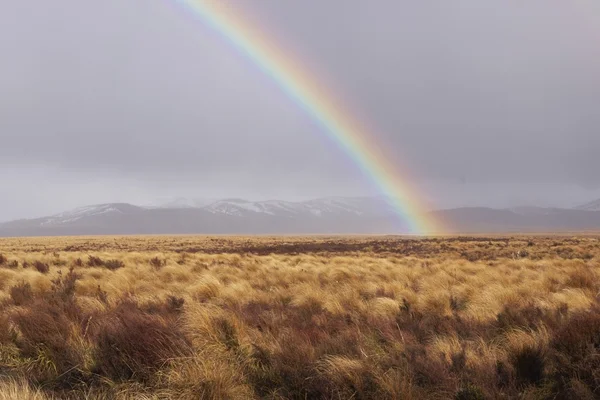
1;235;600;399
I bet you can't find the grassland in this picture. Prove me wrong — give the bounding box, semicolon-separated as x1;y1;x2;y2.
0;235;599;399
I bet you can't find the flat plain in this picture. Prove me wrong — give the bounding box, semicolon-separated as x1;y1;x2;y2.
1;235;599;399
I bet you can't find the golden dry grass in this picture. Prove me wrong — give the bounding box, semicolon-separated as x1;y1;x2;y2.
0;235;599;399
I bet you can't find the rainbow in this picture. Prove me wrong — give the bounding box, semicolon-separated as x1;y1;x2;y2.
175;0;442;234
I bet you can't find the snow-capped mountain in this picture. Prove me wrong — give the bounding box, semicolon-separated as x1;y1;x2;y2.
0;197;405;236
202;197;395;217
3;196;600;236
40;203;143;226
576;199;600;211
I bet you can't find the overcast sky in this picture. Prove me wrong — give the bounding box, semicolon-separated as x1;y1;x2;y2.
1;0;600;220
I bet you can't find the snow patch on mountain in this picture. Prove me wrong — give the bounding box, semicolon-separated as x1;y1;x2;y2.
145;197;219;209
202;197;395;218
41;204;125;226
204;199;268;216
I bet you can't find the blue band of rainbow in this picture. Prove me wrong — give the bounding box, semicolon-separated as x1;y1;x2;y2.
175;0;442;234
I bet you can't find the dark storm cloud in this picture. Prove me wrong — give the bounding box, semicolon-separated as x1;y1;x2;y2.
1;0;600;219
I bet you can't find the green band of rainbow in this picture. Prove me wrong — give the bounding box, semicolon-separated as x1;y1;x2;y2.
176;0;442;234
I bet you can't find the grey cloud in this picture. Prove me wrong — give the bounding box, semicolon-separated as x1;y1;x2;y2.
1;0;600;220
238;0;600;183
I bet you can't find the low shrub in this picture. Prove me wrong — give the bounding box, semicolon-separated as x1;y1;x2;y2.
510;345;546;386
549;307;600;394
149;257;166;270
87;256;104;267
103;259;125;271
50;267;80;304
455;384;486;400
33;261;50;274
11;300;80;381
90;300;190;382
9;282;33;306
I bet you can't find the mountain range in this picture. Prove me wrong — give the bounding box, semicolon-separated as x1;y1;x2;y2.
575;198;600;212
1;197;600;236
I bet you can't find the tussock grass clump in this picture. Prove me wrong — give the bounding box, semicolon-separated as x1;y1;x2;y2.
0;380;48;400
0;235;599;398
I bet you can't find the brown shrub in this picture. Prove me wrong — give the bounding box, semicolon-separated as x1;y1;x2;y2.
495;360;513;389
450;294;468;312
407;346;455;391
143;296;185;317
510;345;547;386
497;302;545;330
566;378;595;400
95;285;108;304
214;316;239;351
103;259;124;271
0;254;6;265
11;300;80;380
550;307;600;394
90;300;190;382
495;301;567;332
166;295;185;314
9;282;33;306
247;333;334;399
460;250;496;262
238;301;370;398
33;261;50;274
581;253;594;261
149;257;166;270
87;256;104;267
455;384;486;400
50;267;80;304
0;315;12;344
86;256;126;270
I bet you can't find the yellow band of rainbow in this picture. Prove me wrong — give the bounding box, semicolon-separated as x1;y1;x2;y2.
175;0;443;234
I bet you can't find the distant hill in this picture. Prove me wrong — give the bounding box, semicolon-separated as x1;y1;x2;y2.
575;198;600;211
0;197;407;236
1;197;600;236
434;207;600;233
